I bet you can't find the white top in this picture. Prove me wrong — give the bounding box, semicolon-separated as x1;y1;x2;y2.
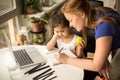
57;34;77;50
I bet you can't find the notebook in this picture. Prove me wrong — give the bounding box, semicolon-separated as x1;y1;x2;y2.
46;49;77;65
2;30;46;68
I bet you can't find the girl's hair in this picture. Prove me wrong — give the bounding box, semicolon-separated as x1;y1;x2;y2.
61;0;120;43
49;10;69;28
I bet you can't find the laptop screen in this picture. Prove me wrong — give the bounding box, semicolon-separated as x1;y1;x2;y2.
2;30;16;65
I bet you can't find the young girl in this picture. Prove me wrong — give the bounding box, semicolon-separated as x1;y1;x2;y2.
46;11;84;58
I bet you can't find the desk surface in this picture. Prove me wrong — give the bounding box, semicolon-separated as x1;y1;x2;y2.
0;45;84;80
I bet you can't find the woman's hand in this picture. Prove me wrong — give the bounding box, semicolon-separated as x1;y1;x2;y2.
98;60;111;80
54;53;69;64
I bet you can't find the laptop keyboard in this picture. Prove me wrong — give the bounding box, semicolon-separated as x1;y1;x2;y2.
13;49;33;66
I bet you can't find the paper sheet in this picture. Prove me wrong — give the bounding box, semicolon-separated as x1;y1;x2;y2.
46;49;77;65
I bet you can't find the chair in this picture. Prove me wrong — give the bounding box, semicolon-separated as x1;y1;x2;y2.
89;0;103;8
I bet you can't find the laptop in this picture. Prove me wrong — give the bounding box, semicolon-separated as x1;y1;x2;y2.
2;30;46;68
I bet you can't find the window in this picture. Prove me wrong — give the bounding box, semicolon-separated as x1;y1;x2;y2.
0;0;22;49
0;0;22;24
0;0;14;15
0;23;9;48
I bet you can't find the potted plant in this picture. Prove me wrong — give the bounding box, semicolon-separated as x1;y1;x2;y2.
29;13;50;44
30;14;49;32
32;33;45;45
23;0;39;14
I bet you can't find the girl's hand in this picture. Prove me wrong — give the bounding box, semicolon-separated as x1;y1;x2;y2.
53;31;59;39
54;30;57;35
75;44;83;58
75;40;86;58
54;53;69;64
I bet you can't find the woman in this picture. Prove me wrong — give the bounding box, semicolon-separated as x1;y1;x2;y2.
55;0;120;80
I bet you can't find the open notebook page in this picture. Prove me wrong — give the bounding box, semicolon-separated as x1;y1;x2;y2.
46;49;77;65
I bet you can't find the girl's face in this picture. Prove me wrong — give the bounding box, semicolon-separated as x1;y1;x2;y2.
54;25;70;38
64;12;86;32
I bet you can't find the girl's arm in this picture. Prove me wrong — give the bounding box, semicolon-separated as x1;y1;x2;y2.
46;33;58;51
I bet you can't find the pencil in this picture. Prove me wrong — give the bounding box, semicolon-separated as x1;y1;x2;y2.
24;62;46;74
42;71;55;80
58;48;63;53
29;65;50;74
33;68;52;80
48;76;57;80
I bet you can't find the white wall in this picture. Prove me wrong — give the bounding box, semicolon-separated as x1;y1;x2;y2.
116;0;120;13
99;0;115;9
99;0;120;13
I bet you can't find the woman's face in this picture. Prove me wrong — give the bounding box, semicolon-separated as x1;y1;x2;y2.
64;12;85;32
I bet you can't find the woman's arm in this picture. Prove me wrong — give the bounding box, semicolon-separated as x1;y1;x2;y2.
55;36;112;72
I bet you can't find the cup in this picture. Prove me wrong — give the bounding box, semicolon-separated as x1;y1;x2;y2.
7;64;23;80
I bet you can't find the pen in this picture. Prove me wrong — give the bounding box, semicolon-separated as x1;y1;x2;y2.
33;70;55;80
33;68;52;80
42;73;53;80
41;71;55;80
28;65;50;74
58;48;63;53
48;76;57;80
24;62;46;74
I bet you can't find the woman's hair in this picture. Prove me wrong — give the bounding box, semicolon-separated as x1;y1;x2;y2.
61;0;120;45
61;0;94;26
61;0;120;27
61;0;90;14
61;0;94;43
93;7;120;27
49;10;69;28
